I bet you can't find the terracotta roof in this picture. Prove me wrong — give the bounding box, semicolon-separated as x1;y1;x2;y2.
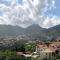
50;42;60;50
41;48;54;53
37;41;60;53
37;44;47;48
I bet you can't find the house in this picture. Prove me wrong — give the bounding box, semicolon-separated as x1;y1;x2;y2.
40;48;55;60
36;40;60;60
49;41;60;55
36;44;55;60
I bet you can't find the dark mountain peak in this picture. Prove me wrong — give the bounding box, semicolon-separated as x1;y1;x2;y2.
45;25;60;37
27;24;40;28
31;24;40;27
52;25;60;29
48;25;60;30
26;24;46;32
0;25;25;36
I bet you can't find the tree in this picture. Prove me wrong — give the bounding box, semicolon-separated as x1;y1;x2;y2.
25;43;36;52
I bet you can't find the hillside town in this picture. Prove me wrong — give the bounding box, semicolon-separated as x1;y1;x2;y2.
36;39;60;60
16;37;60;60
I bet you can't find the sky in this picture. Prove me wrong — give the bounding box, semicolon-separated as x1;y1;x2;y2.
0;0;60;28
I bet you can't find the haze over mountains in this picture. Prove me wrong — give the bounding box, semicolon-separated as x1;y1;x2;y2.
0;24;60;40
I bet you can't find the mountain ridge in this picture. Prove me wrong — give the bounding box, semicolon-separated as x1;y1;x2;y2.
0;24;60;40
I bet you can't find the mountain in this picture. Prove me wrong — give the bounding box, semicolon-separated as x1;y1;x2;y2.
0;24;60;40
0;24;47;40
45;25;60;37
24;24;47;40
0;25;25;36
25;24;44;34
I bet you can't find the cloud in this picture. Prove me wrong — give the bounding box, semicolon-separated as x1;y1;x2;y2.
0;0;57;28
41;16;60;28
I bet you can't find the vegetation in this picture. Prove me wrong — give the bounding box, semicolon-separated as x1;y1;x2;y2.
56;54;60;60
0;50;25;60
25;42;36;52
